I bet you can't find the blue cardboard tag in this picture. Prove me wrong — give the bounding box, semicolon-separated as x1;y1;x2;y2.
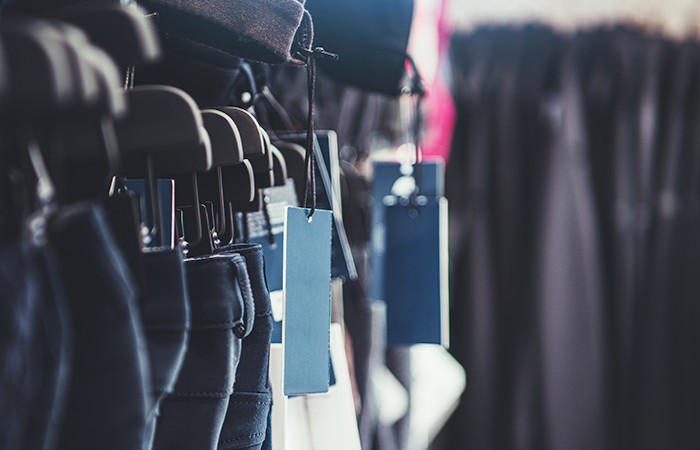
276;131;357;281
383;197;449;346
242;179;299;292
122;179;175;248
370;161;444;302
242;180;299;345
283;206;333;396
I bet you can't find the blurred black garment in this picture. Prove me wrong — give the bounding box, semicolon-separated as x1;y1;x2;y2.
442;25;700;450
0;241;72;450
443;26;564;450
304;0;414;96
139;248;190;450
50;202;151;450
269;63;399;161
134;33;245;108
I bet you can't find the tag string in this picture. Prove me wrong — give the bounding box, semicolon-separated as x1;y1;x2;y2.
300;47;338;219
405;55;425;166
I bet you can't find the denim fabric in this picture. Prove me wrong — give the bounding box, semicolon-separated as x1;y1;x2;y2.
153;253;250;450
215;243;273;450
22;245;73;450
0;240;42;450
50;202;151;450
140;248;190;450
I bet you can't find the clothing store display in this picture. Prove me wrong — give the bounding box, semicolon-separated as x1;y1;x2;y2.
0;2;458;450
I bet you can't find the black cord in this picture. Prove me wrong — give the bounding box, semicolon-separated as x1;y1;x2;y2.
406;55;425;164
300;47;338;219
261;194;276;247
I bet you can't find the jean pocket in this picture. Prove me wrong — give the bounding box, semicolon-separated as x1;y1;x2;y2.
218;391;272;450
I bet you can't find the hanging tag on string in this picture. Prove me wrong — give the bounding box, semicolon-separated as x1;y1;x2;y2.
275;131;358;281
279;46;336;395
282;205;333;396
372;160;449;347
369;56;450;346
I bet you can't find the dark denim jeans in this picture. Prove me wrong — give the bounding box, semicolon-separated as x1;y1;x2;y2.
140;248;190;450
153;252;253;450
50;202;151;450
0;240;44;450
215;243;273;450
21;245;73;450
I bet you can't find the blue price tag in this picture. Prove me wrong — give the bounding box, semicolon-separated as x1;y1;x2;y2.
276;131;357;281
383;197;449;346
243;179;299;292
371;161;445;303
283;206;333;396
244;181;298;345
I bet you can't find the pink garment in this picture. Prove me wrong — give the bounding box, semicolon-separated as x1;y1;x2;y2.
419;0;455;163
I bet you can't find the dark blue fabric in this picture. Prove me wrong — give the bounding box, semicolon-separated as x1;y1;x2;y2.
215;243;273;450
153;253;248;450
0;240;42;450
134;32;244;108
140;248;190;450
49;202;151;450
22;245;73;450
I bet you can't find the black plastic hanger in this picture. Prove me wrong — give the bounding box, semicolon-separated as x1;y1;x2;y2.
0;17;77;114
274;141;306;204
270;144;288;187
215;106;269;214
114;85;212;248
214;106;264;157
52;2;161;70
43;24;126;202
0;17;81;243
254;128;275;189
217;159;255;246
181;108;248;256
197;109;244;232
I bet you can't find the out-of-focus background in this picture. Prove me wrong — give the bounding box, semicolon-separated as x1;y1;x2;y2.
419;1;700;450
448;0;700;38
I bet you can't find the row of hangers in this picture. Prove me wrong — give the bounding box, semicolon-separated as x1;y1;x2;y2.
0;3;313;281
0;2;320;312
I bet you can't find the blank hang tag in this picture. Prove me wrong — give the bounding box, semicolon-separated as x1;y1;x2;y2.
248;179;299;293
383;197;449;347
283;206;333;396
275;131;357;281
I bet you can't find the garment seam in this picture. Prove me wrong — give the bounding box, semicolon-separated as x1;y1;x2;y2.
220;431;266;443
228;400;272;405
187;319;243;330
169;389;234;397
